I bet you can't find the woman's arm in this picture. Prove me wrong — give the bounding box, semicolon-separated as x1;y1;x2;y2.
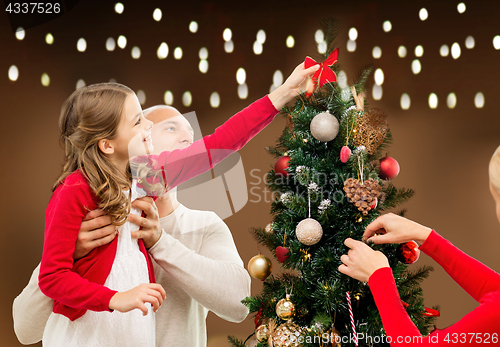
419;230;500;302
363;214;500;301
370;267;500;346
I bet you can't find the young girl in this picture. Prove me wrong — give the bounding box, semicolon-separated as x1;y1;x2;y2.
338;146;500;345
39;62;320;346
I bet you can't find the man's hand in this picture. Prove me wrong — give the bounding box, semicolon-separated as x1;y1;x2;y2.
74;209;118;260
129;197;162;249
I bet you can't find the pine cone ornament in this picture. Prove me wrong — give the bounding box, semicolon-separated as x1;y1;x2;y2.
343;178;381;215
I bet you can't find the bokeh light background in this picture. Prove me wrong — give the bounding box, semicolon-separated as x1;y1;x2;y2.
1;0;500;346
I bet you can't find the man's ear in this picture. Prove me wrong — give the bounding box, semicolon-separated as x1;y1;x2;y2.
98;139;115;155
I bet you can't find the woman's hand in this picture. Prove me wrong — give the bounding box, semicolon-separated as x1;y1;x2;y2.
129;197;162;249
74;209;118;260
363;213;432;246
268;62;320;110
109;283;166;315
338;238;390;283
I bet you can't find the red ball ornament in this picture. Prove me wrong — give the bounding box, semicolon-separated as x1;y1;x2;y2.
379;156;400;180
340;146;352;163
275;156;290;176
276;246;290;263
254;307;263;328
396;241;420;264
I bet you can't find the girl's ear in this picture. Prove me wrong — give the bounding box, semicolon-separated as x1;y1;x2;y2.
98;139;115;155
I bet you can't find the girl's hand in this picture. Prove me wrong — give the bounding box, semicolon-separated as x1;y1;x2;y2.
129;197;162;249
338;238;389;283
268;62;320;110
363;213;432;246
74;209;118;260
109;283;166;316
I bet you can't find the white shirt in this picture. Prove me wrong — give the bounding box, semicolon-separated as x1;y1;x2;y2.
13;203;250;347
42;181;155;347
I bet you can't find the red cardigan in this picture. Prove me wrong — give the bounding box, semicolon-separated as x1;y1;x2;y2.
39;96;278;321
369;230;500;346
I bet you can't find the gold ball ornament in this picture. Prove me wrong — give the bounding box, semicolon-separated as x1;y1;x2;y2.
310;112;340;142
272;322;303;347
295;218;323;245
248;254;272;280
255;324;270;342
330;327;342;347
275;294;295;320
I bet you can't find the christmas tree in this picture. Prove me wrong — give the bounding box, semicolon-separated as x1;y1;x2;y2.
229;20;438;347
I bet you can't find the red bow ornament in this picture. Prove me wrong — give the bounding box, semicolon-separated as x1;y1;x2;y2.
304;48;339;98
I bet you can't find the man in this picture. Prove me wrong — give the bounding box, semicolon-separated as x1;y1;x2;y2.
13;62;319;346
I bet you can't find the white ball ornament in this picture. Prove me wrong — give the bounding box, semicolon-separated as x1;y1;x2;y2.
310;112;339;142
295;218;323;245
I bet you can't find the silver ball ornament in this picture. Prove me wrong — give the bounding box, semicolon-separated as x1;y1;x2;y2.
310;112;339;142
295;218;323;245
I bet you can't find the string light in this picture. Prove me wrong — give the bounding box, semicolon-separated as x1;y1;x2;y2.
182;91;192;107
440;44;449;57
157;42;168;59
15;27;25;40
76;79;85;89
224;41;234;53
348;28;358;41
447;93;457;109
8;65;19;81
428;93;438;109
237;84;248;99
77;38;87;52
415;45;424;57
189;21;198;33
210;92;220;108
411;59;421;74
131;46;141;59
383;21;392;32
137;90;146;105
114;3;124;14
153;8;162;21
45;33;54;44
106;37;116;51
117;35;127;49
41;73;50;87
223;28;232;42
419;8;428;21
401;93;411;110
164;91;173;105
372;46;382;59
398;46;407;58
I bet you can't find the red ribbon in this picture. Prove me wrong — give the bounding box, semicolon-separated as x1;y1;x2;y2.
401;301;441;317
304;48;339;97
423;307;441;317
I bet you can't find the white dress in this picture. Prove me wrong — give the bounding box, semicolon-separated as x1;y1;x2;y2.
42;180;155;347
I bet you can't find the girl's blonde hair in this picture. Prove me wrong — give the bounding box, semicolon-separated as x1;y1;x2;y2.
489;145;500;194
55;82;134;225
